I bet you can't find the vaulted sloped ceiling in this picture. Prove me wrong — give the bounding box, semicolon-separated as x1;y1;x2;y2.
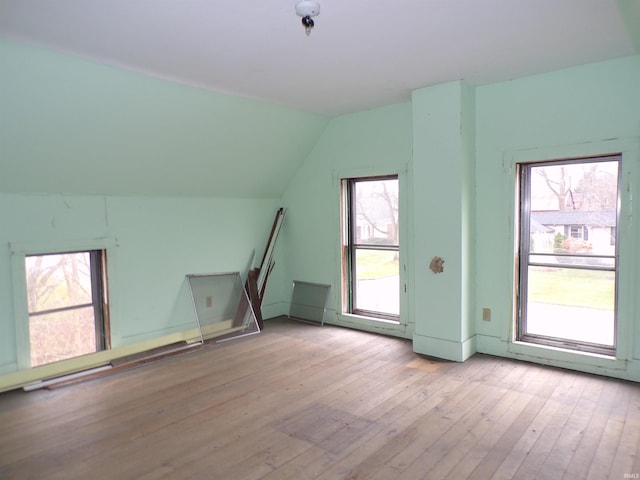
1;40;328;197
1;1;638;197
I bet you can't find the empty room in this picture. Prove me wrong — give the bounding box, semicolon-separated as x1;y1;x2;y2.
1;1;639;478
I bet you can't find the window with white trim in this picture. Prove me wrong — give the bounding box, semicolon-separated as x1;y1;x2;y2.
25;250;110;367
517;155;620;355
341;175;400;320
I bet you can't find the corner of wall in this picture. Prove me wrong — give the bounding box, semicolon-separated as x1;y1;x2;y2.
413;332;476;362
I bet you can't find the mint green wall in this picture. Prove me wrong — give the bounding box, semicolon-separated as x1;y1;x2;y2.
475;56;640;380
0;193;280;374
411;81;476;361
103;196;280;341
278;56;640;381
0;39;327;379
0;40;328;197
273;103;413;336
2;37;639;382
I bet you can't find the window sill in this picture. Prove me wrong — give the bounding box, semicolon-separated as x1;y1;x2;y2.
509;340;627;371
333;313;410;339
339;313;400;326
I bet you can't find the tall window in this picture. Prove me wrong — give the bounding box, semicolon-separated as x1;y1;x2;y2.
25;250;110;367
342;175;399;320
517;155;620;355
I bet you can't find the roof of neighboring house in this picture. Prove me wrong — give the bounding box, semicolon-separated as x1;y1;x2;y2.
530;217;555;233
532;210;616;227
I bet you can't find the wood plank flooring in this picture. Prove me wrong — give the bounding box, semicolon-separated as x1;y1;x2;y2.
0;317;638;479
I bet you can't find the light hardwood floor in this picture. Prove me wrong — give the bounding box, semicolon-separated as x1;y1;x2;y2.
0;317;638;480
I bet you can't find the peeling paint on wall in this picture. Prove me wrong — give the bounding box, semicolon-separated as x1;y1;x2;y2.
429;256;445;274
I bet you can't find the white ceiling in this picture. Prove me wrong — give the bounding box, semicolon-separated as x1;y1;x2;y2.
1;0;638;117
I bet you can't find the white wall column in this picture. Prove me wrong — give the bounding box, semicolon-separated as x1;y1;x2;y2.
411;81;476;361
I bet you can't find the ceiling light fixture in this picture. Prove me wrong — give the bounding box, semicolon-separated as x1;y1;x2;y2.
295;1;320;36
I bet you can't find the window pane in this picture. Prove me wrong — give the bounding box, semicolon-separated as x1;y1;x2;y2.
519;157;619;353
25;252;93;312
23;250;109;368
29;306;97;367
526;266;615;346
354;179;398;246
529;161;618;258
354;249;399;315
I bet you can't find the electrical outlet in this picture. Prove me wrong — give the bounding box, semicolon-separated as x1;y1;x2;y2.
206;296;213;308
482;308;491;322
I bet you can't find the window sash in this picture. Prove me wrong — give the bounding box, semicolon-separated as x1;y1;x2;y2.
344;175;400;320
517;155;620;355
25;249;109;365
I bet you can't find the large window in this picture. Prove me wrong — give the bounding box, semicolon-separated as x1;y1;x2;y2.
517;155;620;355
342;175;399;320
25;250;110;367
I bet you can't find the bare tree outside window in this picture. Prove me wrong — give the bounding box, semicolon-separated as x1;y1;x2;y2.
355;179;399;246
26;251;108;367
534;163;617;212
343;176;400;319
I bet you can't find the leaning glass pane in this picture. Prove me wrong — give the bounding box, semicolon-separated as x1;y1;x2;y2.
354;179;398;246
354;249;399;315
186;272;259;343
525;265;615;346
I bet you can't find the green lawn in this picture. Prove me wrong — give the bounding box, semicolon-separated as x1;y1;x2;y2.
528;267;615;310
354;252;614;311
355;250;399;279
